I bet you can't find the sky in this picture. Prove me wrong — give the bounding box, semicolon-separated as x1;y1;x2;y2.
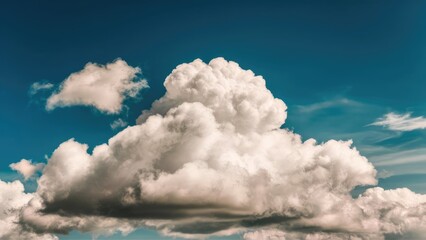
1;1;426;239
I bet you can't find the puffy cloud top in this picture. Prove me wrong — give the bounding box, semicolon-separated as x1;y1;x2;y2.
6;58;426;239
46;59;148;114
138;58;287;133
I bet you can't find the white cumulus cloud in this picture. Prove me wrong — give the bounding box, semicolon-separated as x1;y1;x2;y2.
9;159;44;180
371;112;426;131
46;59;148;114
9;58;426;239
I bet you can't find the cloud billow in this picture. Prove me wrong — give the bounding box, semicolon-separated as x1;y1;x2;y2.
4;58;426;239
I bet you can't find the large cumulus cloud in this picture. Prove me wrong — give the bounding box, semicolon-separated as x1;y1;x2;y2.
8;58;426;239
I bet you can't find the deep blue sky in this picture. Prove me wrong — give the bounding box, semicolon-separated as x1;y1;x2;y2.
1;1;426;239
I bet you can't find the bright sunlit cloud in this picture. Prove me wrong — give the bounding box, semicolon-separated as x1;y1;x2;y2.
45;59;148;114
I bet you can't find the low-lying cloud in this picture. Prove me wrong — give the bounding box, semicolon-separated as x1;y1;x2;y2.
2;58;426;239
0;180;57;240
45;59;148;114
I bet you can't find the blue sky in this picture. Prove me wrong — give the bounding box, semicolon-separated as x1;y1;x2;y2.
1;1;426;239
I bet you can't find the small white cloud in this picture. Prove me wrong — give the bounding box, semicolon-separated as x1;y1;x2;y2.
9;159;44;180
46;59;148;114
29;82;54;95
371;112;426;131
110;118;128;130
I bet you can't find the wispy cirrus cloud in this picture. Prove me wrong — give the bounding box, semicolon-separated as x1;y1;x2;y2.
295;98;364;113
110;118;128;130
29;82;54;96
370;148;426;167
371;112;426;131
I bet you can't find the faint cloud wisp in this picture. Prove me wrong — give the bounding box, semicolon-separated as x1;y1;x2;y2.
29;82;54;96
371;112;426;131
110;118;128;130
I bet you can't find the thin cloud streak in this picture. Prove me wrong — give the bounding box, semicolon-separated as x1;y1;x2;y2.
371;148;426;167
29;82;54;96
371;112;426;131
295;98;364;113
